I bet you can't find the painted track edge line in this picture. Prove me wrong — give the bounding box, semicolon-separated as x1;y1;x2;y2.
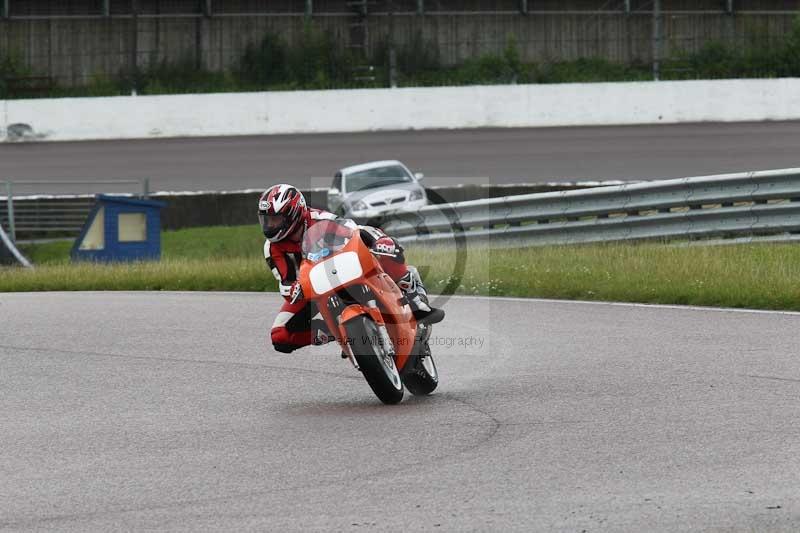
5;290;799;317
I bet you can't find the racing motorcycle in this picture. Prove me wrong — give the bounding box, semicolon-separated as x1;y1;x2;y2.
295;218;439;404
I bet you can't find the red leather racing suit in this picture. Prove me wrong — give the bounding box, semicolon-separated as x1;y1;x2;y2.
265;208;409;353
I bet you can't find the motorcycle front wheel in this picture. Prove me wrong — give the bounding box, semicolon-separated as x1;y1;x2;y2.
346;316;404;405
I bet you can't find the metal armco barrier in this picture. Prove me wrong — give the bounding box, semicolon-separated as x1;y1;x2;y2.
0;181;614;239
383;169;800;246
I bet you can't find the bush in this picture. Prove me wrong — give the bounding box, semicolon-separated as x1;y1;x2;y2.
776;16;800;76
239;33;288;86
396;31;442;77
286;24;353;89
135;57;233;95
387;35;534;87
689;41;740;78
451;39;531;85
663;16;800;80
536;57;650;83
237;25;355;90
0;52;33;98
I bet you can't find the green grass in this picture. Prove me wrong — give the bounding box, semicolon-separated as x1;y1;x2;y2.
8;226;273;291
20;225;265;264
0;257;272;292
411;243;800;311
5;224;800;312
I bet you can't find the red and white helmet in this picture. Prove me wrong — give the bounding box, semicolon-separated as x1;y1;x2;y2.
257;184;307;242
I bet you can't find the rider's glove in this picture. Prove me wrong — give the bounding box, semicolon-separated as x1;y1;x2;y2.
279;281;293;299
289;281;304;305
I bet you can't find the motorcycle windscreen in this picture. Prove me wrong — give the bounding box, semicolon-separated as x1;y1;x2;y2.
302;219;356;262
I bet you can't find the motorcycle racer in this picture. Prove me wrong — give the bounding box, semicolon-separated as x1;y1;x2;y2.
259;184;444;354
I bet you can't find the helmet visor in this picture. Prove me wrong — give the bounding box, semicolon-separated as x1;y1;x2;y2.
259;212;288;238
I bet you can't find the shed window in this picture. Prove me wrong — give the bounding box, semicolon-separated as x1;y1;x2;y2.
118;213;147;242
79;207;105;250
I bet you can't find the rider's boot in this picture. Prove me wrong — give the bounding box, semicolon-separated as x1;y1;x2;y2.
310;319;336;346
310;319;350;360
397;266;445;325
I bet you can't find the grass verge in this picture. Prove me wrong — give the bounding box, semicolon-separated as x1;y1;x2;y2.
4;225;800;312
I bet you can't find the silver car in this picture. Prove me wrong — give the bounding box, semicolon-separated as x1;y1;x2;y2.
327;160;428;219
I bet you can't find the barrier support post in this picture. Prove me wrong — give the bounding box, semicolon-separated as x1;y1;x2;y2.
5;182;16;243
652;0;662;81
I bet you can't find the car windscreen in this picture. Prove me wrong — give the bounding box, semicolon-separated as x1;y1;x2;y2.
345;165;413;192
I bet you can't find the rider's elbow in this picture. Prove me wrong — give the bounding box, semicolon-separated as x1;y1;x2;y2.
273;342;298;354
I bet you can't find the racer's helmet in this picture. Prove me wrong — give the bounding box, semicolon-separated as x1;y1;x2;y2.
257;184;307;242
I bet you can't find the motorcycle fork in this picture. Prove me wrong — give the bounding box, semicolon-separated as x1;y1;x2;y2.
325;294;357;369
328;294;396;371
366;299;397;358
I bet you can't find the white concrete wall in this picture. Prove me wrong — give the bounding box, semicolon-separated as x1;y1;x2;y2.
2;78;800;142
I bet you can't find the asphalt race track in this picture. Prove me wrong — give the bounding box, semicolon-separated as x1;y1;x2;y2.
2;292;800;531
2;121;800;194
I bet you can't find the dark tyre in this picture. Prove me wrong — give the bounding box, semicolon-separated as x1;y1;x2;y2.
346;316;404;405
403;342;439;396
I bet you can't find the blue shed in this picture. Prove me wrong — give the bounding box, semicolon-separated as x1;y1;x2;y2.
71;195;167;262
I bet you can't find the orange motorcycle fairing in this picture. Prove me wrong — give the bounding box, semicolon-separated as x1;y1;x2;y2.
338;304;383;329
297;230;418;373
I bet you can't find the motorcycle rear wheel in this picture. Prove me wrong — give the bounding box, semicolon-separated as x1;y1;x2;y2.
346;316;404;405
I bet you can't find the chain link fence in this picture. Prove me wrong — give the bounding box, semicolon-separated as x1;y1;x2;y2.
1;1;799;96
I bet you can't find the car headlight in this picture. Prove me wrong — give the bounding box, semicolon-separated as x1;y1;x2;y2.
409;190;424;201
352;200;369;211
